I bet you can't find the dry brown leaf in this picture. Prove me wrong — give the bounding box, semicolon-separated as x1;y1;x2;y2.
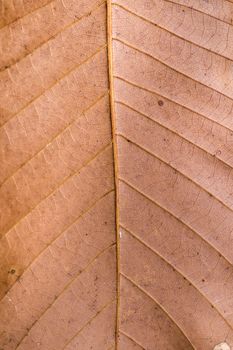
1;0;233;349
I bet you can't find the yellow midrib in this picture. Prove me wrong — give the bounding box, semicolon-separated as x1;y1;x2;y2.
107;1;121;348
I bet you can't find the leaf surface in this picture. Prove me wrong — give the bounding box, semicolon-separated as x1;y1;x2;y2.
111;1;233;349
1;1;233;349
0;2;116;349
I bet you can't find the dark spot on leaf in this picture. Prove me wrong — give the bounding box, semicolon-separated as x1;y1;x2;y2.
158;100;164;107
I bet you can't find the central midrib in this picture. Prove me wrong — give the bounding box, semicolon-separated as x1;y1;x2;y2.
106;1;121;348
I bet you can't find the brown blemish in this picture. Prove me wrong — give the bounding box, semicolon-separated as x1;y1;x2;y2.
0;256;24;297
158;100;164;107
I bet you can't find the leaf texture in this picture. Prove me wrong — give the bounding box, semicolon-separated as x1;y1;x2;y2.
0;1;116;349
1;0;233;349
111;0;233;349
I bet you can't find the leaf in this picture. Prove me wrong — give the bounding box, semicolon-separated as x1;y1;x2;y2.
0;2;116;349
112;0;233;349
1;0;233;349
